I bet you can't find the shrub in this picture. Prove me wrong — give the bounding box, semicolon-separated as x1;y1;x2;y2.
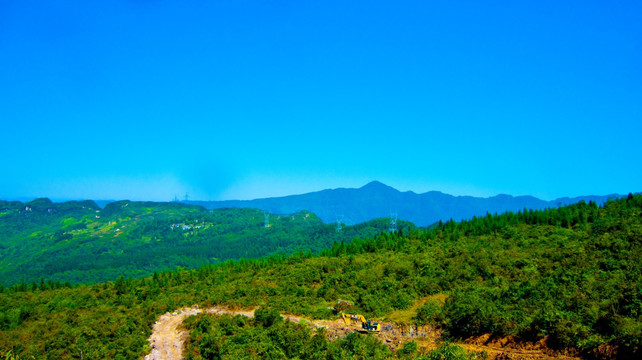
253;307;282;328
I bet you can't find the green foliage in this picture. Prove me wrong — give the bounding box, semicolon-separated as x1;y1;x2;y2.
414;299;442;326
418;343;485;360
183;312;392;360
254;307;283;327
0;195;640;359
398;341;418;358
0;200;394;286
1;350;34;360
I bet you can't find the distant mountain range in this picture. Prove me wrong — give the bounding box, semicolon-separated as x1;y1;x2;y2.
187;181;623;227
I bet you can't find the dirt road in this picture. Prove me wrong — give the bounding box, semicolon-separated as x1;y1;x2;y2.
144;306;256;360
143;306;581;360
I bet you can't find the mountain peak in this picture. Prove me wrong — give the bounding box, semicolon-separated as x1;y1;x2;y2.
190;183;622;227
360;181;394;191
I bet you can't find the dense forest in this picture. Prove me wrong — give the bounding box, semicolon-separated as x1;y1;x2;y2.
0;195;640;359
0;199;407;286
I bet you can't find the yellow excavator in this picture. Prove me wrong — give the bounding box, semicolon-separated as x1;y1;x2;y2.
341;312;381;332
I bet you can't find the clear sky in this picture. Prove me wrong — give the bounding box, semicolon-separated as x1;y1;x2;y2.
1;0;640;202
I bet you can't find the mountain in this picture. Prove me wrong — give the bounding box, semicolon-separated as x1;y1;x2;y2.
187;181;622;226
1;195;640;359
0;199;409;286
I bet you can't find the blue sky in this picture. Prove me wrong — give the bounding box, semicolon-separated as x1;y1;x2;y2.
1;0;640;201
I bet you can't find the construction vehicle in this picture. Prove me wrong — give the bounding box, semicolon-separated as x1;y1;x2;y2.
341;312;381;332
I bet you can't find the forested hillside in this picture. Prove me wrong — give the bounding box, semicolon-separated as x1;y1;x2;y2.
0;195;640;359
0;199;407;286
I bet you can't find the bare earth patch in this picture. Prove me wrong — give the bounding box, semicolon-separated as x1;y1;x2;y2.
144;306;256;360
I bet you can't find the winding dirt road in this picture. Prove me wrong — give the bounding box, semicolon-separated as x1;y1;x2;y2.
144;306;254;360
143;306;581;360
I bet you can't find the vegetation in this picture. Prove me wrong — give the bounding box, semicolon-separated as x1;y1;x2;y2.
0;195;640;359
182;310;483;360
0;199;406;286
183;310;391;359
0;350;33;360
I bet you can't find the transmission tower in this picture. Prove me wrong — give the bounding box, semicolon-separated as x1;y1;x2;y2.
336;215;343;232
389;212;398;233
264;211;270;228
184;193;189;202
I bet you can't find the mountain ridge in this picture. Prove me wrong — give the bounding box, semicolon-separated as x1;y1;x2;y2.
0;198;408;286
187;181;623;226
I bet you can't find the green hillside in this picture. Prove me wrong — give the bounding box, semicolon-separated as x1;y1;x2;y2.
0;195;640;359
0;199;408;286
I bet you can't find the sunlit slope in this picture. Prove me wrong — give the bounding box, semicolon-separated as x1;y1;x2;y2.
0;199;404;286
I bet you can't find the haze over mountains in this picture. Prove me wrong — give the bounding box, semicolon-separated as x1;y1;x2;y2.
187;181;622;227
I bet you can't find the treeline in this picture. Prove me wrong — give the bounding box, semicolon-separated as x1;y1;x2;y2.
0;195;640;359
324;197;623;258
